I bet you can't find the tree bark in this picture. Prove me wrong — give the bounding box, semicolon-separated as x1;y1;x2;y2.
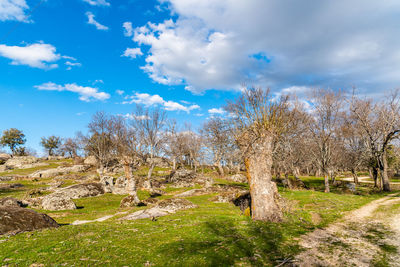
372;167;379;188
216;161;224;176
145;161;156;189
381;152;391;192
123;163;140;204
324;173;330;193
245;136;282;222
351;168;359;184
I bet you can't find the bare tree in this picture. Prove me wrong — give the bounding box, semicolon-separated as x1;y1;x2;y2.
83;111;115;176
226;87;294;222
201;117;230;176
130;105;166;188
349;90;400;191
111;115;140;204
61;137;80;158
307;89;344;193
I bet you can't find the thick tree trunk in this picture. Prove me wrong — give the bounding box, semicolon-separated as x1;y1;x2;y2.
245;136;282;222
372;167;379;188
144;161;156;189
216;162;224;176
123;163;140;204
351;169;359;184
172;158;176;171
381;152;391;192
324;173;330;193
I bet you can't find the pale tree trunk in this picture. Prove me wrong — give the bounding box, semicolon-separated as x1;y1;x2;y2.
172;158;176;171
381;152;391;192
216;161;224;176
245;136;282;222
145;161;156;189
351;168;359;184
324;173;330;193
123;163;140;204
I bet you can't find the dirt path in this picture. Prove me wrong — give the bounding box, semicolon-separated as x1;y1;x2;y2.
294;194;400;267
342;176;400;185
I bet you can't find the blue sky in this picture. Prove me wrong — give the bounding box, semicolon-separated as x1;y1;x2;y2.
1;0;400;153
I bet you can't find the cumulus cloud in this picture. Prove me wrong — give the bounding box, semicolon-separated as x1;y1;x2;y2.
35;82;110;102
123;92;200;113
86;12;109;30
130;0;400;94
122;48;143;59
208;108;225;115
0;43;60;69
0;0;29;22
123;21;133;37
116;89;125;95
82;0;110;7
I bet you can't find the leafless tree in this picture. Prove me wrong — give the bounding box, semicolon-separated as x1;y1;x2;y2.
349;90;400;191
111;115;140;203
61;137;80;158
307;89;344;192
226;87;294;222
130;105;166;188
201;117;230;176
83;111;115;176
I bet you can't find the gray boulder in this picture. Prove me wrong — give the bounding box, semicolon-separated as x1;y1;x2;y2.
121;198;197;220
228;174;247;183
41;193;77;211
4;156;40;169
0;153;11;163
84;155;97;166
0;197;25;208
0;207;59;235
52;182;104;199
30;165;90;178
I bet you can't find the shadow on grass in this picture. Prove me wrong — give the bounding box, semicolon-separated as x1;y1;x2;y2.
157;220;299;266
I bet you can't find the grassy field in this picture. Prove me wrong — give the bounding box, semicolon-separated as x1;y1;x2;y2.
0;173;392;266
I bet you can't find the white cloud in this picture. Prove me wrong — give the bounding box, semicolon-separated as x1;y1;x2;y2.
0;0;29;22
65;61;82;70
208;108;225;115
122;48;143;59
86;12;109;31
123;21;133;37
35;82;110;102
0;43;60;69
116;89;124;95
82;0;110;7
123;92;200;113
130;0;400;94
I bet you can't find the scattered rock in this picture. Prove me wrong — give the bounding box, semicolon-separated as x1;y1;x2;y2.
121;198;197;220
0;207;59;235
346;183;356;192
51;182;105;199
100;176;115;193
41;193;77;211
0;176;14;182
30;165;90;179
156;198;197;213
0;197;26;208
149;189;165;197
47;180;64;190
83;156;97;166
0;183;24;191
227;174;247;183
0;153;11;163
24;188;47;199
142;197;159;206
4;156;39;169
146;157;170;168
120;195;141;208
168;170;213;188
175;189;205;197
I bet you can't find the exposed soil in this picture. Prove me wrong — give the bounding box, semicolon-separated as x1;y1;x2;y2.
294;194;400;267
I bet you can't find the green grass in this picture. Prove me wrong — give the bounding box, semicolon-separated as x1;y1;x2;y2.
0;159;73;177
1;174;392;266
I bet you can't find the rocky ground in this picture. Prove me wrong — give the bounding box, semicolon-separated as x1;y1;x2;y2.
1;155;399;266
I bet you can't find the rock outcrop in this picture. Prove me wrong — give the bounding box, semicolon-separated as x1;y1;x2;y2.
41;193;77;211
30;165;90;178
120;198;197;220
0;197;26;208
227;174;248;183
84;156;97;166
0;207;59;235
168;170;213;188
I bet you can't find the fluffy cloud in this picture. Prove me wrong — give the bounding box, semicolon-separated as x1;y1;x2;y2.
0;43;60;69
208;108;225;115
123;21;133;37
82;0;110;7
131;0;400;94
35;82;110;102
123;92;200;113
0;0;29;22
122;48;143;59
86;12;109;31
